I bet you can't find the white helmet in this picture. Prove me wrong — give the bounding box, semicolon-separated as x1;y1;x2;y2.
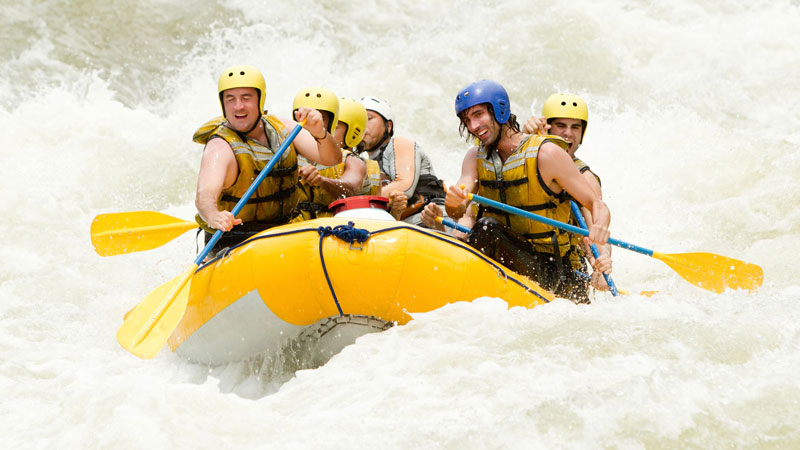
360;96;393;122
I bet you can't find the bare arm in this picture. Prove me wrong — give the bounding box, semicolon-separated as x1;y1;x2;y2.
379;136;416;197
300;155;366;199
538;142;610;244
336;156;367;197
522;115;550;135
286;108;342;166
578;171;613;286
420;202;475;240
579;170;610;256
195;138;242;231
444;147;479;220
582;170;602;199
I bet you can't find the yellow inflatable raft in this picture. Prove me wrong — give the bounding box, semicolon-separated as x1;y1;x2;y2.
168;197;554;365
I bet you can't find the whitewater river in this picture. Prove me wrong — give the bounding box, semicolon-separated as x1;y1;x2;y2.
2;0;799;448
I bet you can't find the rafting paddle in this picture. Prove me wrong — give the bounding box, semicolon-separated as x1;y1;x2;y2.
467;193;763;293
116;122;306;358
435;215;625;294
569;201;619;296
91;211;197;256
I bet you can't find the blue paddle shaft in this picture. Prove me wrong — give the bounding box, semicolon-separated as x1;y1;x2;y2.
469;193;654;257
195;123;305;264
570;201;619;296
440;215;597;285
440;217;472;234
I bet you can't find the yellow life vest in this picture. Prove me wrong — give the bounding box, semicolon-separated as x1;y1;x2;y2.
567;157;602;270
193;114;299;233
573;157;601;186
475;134;572;256
292;149;356;221
360;158;382;196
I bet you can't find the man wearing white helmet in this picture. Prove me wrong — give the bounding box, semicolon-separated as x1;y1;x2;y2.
358;96;446;225
523;94;612;291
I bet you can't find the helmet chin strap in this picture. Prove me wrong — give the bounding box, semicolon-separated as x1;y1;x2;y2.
360;121;391;153
242;115;262;135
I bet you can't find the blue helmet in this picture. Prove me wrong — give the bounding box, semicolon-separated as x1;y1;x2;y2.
454;80;510;124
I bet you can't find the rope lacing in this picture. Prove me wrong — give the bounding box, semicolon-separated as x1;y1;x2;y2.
316;221;370;245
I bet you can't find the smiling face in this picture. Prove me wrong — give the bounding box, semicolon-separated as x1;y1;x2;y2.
548;117;584;156
221;87;261;133
460;104;501;146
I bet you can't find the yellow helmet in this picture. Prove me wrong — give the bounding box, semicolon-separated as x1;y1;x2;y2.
337;97;368;148
218;65;266;117
292;87;339;135
542;93;588;143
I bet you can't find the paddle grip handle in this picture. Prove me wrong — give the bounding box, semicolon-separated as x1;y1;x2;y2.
570;201;619;296
195;123;305;264
468;193;655;257
439;217;472;234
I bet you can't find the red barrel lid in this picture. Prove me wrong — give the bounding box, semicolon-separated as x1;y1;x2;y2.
329;195;391;214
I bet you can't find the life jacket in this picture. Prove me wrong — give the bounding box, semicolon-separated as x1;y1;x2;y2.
192;114;299;233
567;157;602;270
573;157;601;186
370;136;446;218
359;158;382;196
292;149;358;221
475;134;573;257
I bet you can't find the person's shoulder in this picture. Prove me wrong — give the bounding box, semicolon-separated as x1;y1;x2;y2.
536;141;572;166
193;115;226;144
203;135;235;156
538;141;568;157
345;151;366;165
462;146;479;162
273;116;297;129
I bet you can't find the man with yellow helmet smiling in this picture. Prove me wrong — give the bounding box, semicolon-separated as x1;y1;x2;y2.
524;93;612;291
193;65;342;256
290;87;369;221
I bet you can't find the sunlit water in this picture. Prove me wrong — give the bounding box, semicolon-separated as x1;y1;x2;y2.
2;0;799;448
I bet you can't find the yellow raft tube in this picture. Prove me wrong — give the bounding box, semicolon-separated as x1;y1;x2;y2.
168;201;554;365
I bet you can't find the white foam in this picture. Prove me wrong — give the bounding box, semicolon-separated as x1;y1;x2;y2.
2;1;799;447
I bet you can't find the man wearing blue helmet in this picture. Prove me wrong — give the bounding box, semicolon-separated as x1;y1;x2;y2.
429;80;611;303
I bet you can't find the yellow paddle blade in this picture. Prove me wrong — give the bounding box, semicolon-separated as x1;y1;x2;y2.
617;289;660;297
116;265;195;358
652;251;764;293
91;211;197;256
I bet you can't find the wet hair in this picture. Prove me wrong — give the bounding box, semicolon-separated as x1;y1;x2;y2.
385;119;394;138
457;104;520;143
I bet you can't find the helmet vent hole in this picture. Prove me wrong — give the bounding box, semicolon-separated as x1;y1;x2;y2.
305;93;310;97
228;72;233;77
239;71;245;75
560;101;566;106
316;93;322;98
572;102;578;107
